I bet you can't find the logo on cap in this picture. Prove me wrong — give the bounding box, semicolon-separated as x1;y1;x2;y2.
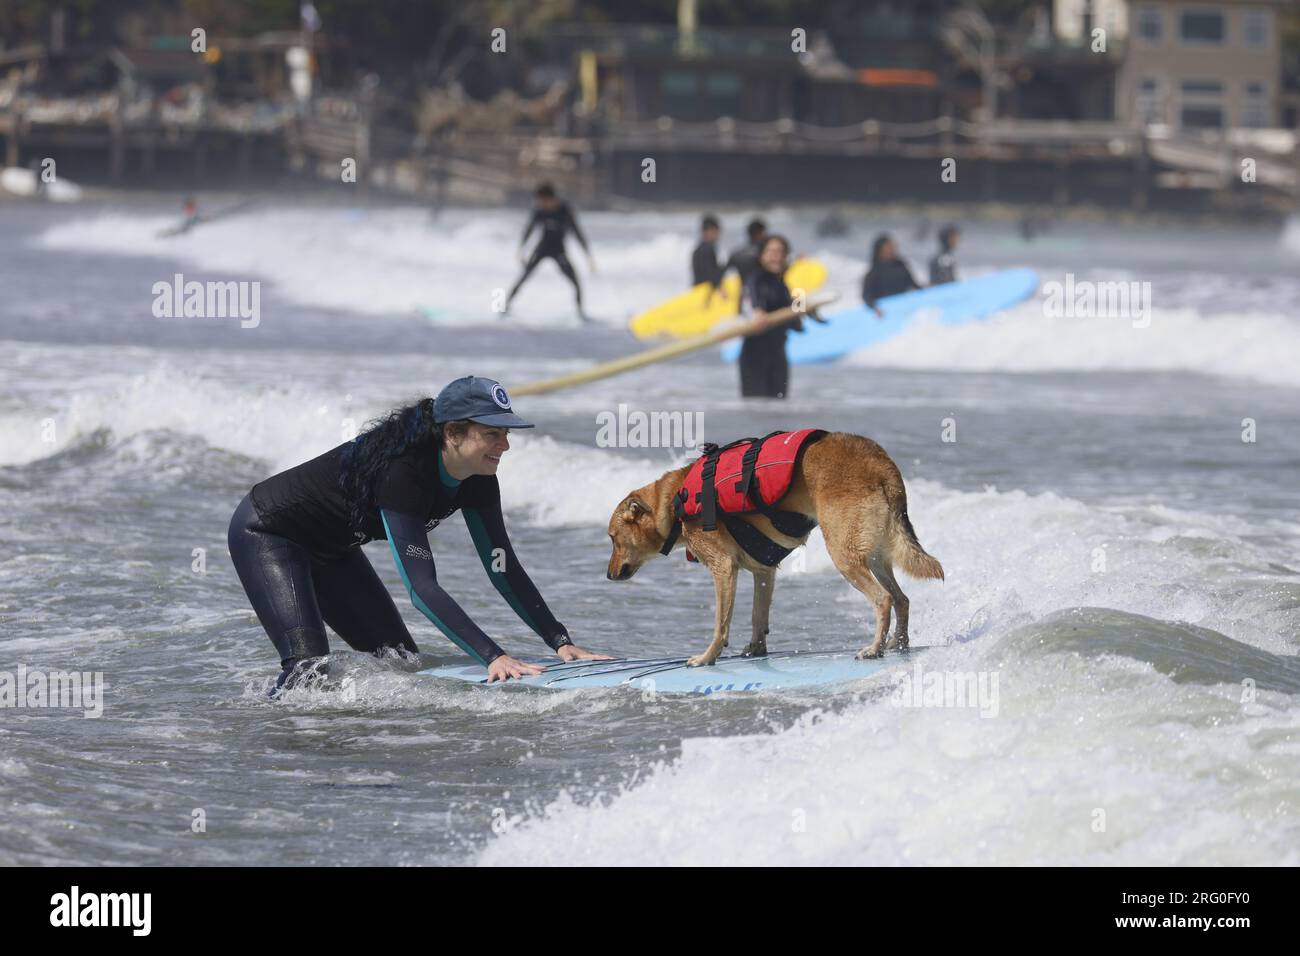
490;384;511;409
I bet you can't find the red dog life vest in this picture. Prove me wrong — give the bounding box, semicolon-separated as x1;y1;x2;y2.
663;429;827;566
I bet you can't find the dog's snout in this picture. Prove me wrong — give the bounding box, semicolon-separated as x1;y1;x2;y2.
608;562;632;581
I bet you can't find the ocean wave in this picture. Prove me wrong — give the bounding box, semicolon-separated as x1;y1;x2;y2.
842;300;1299;389
475;613;1300;866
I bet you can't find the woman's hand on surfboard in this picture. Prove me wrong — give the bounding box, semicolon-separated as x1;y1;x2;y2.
487;655;545;682
556;644;615;662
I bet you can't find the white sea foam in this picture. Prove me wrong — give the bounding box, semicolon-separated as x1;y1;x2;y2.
475;646;1300;865
36;208;676;325
35;208;1299;387
473;457;1300;868
843;300;1299;389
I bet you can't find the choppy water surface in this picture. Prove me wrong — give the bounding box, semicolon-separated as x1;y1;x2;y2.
1;201;1297;865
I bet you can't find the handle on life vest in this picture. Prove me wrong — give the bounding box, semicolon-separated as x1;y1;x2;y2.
508;293;839;397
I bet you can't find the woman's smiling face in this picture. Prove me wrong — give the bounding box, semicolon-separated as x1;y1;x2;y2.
759;238;788;273
445;423;511;477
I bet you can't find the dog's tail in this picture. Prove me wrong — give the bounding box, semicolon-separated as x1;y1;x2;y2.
889;500;944;581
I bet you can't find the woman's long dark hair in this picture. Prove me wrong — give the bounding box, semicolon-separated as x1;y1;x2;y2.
869;233;893;268
337;398;459;533
759;233;790;260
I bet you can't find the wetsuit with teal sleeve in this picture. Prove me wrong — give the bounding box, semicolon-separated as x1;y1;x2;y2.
378;451;572;666
229;439;570;685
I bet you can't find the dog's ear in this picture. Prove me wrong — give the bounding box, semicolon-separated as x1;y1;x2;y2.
624;497;649;521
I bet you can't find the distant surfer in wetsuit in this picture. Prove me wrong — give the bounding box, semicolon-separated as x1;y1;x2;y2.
714;218;767;311
505;182;594;321
929;224;960;286
228;376;610;693
861;234;920;316
692;214;723;287
738;234;822;399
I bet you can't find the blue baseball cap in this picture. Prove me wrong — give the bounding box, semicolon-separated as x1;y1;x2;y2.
433;376;534;429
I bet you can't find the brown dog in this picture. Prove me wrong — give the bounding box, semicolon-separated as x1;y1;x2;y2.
606;431;943;666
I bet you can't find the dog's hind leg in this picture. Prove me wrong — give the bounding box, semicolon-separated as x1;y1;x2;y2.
688;558;739;667
743;566;775;657
868;555;910;650
824;528;893;659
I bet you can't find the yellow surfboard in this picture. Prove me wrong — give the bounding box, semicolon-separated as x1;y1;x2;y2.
630;258;828;340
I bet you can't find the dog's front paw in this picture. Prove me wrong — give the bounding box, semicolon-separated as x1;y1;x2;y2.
686;653;716;668
856;644;884;660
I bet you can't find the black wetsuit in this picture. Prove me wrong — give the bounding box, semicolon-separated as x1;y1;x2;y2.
929;249;957;285
691;239;721;286
507;202;589;312
739;270;803;399
718;241;762;309
228;441;570;685
862;259;921;310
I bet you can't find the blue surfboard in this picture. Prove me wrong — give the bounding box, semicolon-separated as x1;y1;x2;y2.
418;647;928;695
721;268;1038;364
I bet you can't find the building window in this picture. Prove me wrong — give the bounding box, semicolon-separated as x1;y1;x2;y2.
1180;78;1223;130
1136;77;1163;124
1181;80;1223;97
704;73;741;117
661;71;745;120
661;72;698;96
1180;9;1225;45
1242;81;1269;127
1181;105;1223;128
705;74;740;96
660;71;699;119
1136;6;1163;44
1243;10;1271;48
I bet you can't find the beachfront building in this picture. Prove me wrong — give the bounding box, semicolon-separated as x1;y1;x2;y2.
1055;0;1286;130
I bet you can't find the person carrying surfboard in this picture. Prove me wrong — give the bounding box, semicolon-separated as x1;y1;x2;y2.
739;235;822;399
505;183;594;321
713;218;767;310
929;224;960;286
228;376;609;693
861;234;920;316
692;214;723;287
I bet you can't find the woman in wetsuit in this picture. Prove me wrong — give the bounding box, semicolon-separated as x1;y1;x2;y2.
228;375;607;690
738;234;807;400
861;233;920;316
